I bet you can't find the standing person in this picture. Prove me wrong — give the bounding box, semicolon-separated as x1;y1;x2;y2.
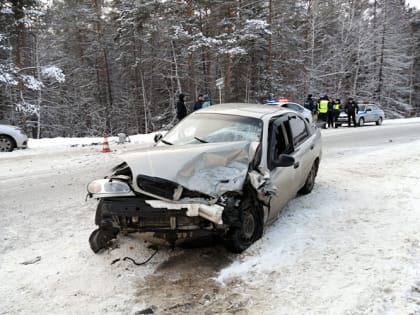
345;97;359;127
317;95;329;128
193;94;204;111
333;98;342;128
327;97;335;128
304;94;316;120
202;95;211;108
176;93;187;121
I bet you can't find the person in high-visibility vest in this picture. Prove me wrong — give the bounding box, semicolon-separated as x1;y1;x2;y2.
333;98;342;128
317;95;329;128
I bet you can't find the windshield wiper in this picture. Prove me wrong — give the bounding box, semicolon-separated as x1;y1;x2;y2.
194;137;208;143
161;139;173;145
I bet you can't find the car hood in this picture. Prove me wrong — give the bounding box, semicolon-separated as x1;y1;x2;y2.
121;141;259;198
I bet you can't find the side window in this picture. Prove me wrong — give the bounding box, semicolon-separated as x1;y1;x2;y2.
288;115;309;147
268;116;293;170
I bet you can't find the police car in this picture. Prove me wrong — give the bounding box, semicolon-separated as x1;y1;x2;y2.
336;103;384;127
265;98;313;124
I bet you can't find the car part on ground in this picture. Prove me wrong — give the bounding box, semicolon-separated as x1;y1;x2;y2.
0;124;28;152
87;103;322;253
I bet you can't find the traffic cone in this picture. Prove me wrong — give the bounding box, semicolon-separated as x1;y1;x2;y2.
101;134;111;153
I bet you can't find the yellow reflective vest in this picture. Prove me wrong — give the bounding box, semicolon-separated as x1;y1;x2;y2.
318;100;329;113
333;102;341;111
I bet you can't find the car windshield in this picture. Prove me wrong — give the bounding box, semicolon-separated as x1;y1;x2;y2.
161;113;263;145
358;105;366;112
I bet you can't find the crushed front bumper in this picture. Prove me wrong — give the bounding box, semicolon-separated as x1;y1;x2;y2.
98;197;224;232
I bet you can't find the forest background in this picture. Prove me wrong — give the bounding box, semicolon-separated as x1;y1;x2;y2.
0;0;419;138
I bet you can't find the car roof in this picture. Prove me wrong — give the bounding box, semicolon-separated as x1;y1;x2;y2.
196;102;293;119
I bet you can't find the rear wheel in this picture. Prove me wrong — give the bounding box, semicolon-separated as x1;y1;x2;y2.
358;117;364;127
299;161;319;194
224;196;263;253
0;135;15;152
376;117;383;125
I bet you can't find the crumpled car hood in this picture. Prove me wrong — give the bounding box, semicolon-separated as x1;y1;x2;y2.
121;141;259;198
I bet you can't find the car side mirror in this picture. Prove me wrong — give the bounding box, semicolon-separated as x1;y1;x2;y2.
366;108;371;112
154;133;163;143
273;154;295;167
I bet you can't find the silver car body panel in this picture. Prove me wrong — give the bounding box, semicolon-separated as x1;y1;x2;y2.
122;140;260;198
0;124;28;149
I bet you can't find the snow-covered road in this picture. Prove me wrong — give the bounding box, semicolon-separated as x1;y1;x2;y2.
1;120;420;314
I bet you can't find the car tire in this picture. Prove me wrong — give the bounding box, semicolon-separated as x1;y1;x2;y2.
89;228;117;253
376;117;383;125
223;195;263;253
0;135;16;152
299;160;319;194
358;117;364;127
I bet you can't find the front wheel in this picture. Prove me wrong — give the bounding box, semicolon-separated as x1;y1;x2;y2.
89;228;118;253
89;200;119;253
0;135;15;152
376;117;383;125
223;196;263;253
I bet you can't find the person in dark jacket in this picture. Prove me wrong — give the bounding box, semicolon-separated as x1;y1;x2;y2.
345;97;359;127
176;93;187;120
193;94;204;111
304;94;315;113
304;94;316;120
327;97;335;128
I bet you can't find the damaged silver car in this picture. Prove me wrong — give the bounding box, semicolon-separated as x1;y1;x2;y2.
87;103;322;253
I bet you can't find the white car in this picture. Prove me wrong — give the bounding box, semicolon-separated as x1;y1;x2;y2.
0;124;28;152
265;100;314;124
87;103;322;253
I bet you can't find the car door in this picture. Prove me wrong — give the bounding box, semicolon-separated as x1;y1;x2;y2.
286;114;315;188
266;114;313;222
365;105;374;123
371;105;380;121
266;115;299;222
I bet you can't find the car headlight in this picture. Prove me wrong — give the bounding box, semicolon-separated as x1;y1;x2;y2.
87;179;131;194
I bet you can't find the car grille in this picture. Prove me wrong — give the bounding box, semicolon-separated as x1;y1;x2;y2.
136;174;210;200
137;174;179;199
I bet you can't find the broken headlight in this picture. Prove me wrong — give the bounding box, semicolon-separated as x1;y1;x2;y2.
87;179;132;194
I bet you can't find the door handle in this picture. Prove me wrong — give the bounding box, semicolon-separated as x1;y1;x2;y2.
310;144;314;150
294;161;300;169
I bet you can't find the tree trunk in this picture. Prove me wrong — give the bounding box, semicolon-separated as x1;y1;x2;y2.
93;0;113;134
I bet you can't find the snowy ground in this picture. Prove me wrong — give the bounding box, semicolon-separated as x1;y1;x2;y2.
1;118;420;314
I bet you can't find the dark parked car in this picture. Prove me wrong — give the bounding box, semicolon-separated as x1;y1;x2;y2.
87;103;322;253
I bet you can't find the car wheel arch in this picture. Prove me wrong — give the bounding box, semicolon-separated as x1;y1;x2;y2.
0;134;16;152
223;186;264;253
